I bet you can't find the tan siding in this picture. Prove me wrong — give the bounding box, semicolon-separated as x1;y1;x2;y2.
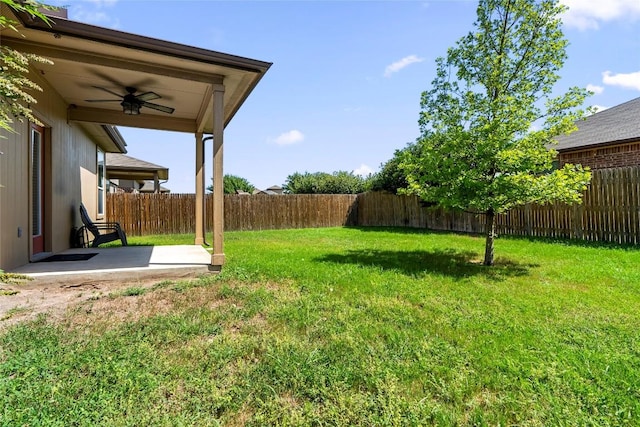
0;66;101;270
0;120;30;270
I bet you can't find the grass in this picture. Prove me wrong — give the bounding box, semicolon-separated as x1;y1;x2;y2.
1;227;639;425
0;272;32;285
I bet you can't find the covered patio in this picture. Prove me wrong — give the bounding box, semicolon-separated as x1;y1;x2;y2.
11;245;213;286
6;8;271;270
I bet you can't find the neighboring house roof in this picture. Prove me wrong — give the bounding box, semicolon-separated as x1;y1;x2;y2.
105;153;169;181
555;97;640;152
139;181;170;193
253;188;282;195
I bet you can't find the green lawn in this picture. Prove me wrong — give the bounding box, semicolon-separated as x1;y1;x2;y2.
1;227;639;426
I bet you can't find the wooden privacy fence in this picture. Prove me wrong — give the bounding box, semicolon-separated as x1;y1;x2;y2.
357;167;640;244
107;167;640;245
107;193;358;236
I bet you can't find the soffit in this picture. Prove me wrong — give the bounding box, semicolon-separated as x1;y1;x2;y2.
1;7;271;135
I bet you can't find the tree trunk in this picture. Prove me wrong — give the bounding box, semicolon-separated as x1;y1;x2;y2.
483;208;496;266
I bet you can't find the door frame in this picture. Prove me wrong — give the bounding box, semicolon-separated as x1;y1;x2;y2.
29;123;51;258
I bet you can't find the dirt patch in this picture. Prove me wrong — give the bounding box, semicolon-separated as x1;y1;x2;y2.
0;276;168;330
0;275;283;334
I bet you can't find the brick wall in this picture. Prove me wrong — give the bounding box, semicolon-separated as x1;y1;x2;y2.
558;141;640;169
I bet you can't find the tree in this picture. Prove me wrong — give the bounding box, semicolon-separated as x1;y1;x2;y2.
1;0;54;134
207;174;255;194
400;0;591;266
370;144;418;194
283;171;371;194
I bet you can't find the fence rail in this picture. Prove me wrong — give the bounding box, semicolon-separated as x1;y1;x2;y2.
357;167;640;244
107;167;640;245
107;193;358;236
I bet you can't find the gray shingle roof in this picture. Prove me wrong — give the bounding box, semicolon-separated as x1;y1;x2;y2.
139;181;170;193
105;153;169;180
554;96;640;152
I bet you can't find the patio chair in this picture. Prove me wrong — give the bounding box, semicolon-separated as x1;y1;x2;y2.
78;203;128;247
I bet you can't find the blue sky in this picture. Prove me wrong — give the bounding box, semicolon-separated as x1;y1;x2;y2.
50;0;640;193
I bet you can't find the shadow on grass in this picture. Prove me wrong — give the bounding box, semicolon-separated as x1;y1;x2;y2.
316;248;536;280
346;226;479;237
500;233;640;251
350;226;640;251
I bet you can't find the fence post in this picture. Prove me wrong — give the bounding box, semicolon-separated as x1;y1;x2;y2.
524;204;532;237
572;204;583;240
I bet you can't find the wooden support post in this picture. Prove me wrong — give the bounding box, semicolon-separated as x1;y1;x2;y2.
211;84;225;267
153;171;159;193
195;132;205;245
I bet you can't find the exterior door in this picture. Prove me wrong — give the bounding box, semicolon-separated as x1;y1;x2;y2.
31;124;45;254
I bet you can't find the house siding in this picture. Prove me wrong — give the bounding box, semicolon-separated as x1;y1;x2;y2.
0;70;100;271
558;141;640;170
0;120;29;271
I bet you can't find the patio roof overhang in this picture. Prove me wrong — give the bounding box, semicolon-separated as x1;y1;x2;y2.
2;8;271;135
2;6;272;268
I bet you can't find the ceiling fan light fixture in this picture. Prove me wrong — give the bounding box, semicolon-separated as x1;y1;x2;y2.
121;99;140;115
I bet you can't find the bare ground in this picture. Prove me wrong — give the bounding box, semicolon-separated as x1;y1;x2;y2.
0;275;169;330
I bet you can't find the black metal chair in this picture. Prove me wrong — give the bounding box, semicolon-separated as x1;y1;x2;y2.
78;203;128;247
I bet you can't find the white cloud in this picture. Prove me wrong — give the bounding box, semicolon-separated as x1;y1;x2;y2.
65;0;120;28
602;70;640;91
586;84;604;94
72;10;115;25
384;55;424;78
353;164;374;177
269;130;305;146
51;0;120;29
561;0;640;30
590;105;609;114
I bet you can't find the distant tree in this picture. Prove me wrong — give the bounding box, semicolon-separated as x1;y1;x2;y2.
400;0;592;266
207;174;255;194
283;171;370;194
283;172;316;194
1;0;54;134
370;144;418;193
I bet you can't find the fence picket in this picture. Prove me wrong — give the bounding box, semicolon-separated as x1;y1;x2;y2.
107;167;640;245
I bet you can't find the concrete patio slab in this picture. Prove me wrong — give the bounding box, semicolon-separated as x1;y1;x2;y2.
10;245;216;285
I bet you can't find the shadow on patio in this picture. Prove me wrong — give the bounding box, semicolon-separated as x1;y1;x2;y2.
10;245;216;285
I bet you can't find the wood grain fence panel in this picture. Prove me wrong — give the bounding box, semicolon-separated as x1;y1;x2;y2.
107;167;640;245
110;193;358;236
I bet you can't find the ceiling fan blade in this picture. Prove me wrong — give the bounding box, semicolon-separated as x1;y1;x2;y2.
85;99;122;102
91;86;124;98
135;91;161;102
87;69;127;89
141;101;175;114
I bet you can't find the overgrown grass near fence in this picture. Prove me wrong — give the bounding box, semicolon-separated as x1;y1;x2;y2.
108;167;640;245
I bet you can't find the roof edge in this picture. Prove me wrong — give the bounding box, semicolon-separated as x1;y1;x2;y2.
16;11;272;74
102;125;127;153
556;136;640;153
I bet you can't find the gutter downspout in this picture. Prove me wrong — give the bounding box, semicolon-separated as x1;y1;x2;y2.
195;134;212;246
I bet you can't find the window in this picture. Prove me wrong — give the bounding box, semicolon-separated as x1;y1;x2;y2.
31;127;42;237
97;149;105;217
